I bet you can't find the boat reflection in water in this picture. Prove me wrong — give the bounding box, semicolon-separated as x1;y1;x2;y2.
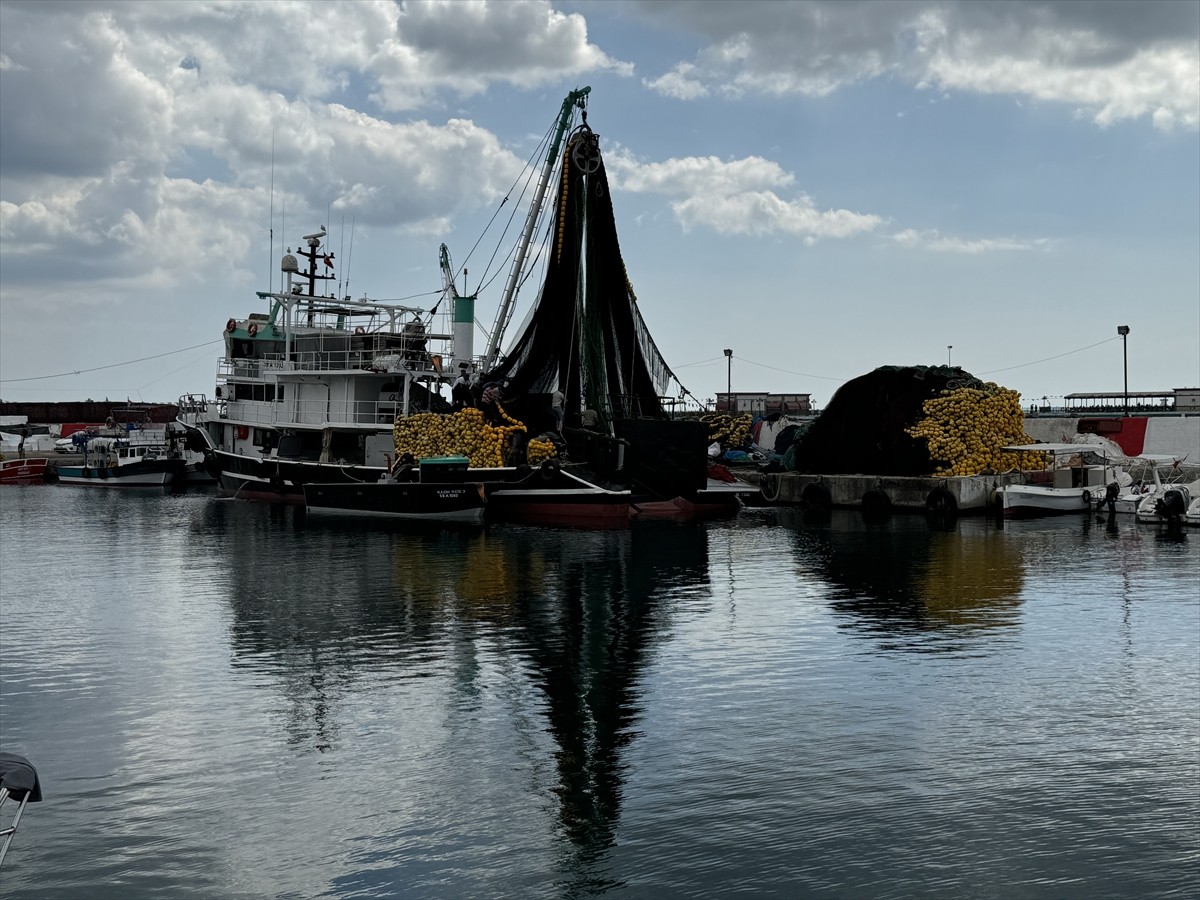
197;501;709;890
777;509;1026;648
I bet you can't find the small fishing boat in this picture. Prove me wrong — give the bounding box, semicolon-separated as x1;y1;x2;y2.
56;435;186;487
0;753;41;869
0;457;49;484
998;443;1120;519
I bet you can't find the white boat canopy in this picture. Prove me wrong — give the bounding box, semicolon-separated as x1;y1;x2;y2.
1002;443;1105;454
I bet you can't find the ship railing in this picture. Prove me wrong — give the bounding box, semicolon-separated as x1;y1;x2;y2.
224;398;403;428
218;343;446;378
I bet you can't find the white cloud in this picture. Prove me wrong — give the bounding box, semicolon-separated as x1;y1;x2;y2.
637;0;1200;130
893;228;1051;254
606;150;882;240
0;0;622;296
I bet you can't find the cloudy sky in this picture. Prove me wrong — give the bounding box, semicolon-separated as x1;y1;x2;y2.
1;0;1197;410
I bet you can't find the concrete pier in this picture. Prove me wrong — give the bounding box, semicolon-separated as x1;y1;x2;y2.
754;471;1029;515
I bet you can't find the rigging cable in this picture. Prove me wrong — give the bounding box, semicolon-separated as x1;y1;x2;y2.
0;340;225;383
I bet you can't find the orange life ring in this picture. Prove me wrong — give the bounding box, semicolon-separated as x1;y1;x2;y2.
226;318;237;333
247;322;259;337
237;425;250;441
354;325;366;335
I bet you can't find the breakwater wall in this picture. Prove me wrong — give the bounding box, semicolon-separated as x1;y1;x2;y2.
1024;415;1199;460
0;402;179;425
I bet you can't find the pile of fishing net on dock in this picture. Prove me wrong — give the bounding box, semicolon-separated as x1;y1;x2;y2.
790;365;1039;477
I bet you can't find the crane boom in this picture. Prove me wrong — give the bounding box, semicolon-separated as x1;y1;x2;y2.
483;86;590;370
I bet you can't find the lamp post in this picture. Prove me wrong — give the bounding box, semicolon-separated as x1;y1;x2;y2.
723;348;732;412
1117;325;1130;417
947;345;953;366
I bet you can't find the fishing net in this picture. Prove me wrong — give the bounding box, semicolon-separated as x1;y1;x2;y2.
485;130;679;433
793;365;988;476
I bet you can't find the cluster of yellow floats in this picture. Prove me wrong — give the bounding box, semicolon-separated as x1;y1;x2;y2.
906;384;1046;477
701;413;754;450
391;405;557;468
391;390;1048;480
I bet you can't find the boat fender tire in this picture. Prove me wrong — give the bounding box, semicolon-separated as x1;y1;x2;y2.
1082;490;1092;505
226;318;237;333
98;467;109;479
539;459;560;483
247;322;259;337
925;488;958;515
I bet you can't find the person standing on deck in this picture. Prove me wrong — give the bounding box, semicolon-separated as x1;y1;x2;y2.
551;389;564;434
17;437;25;459
452;365;473;410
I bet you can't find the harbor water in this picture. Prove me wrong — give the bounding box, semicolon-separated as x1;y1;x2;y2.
1;486;1197;899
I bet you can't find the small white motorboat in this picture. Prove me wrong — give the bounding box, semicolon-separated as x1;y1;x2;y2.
1184;494;1200;527
1096;453;1189;515
1135;479;1196;525
998;443;1120;519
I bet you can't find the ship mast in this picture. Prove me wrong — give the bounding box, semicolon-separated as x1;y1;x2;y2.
483;86;590;370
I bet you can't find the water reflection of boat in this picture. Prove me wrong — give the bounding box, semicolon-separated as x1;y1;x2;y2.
198;504;710;875
778;509;1024;642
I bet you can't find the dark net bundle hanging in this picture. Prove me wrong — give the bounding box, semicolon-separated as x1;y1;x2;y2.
793;365;986;476
485;130;680;434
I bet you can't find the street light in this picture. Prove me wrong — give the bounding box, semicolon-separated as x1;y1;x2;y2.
723;348;732;412
947;345;953;366
1117;325;1130;417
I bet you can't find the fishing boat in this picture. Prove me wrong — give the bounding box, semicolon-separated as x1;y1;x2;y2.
0;457;49;485
188;88;741;523
56;435;186;487
303;456;487;523
180;220;467;502
997;443;1121;519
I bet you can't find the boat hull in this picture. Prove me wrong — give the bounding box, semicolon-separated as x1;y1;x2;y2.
1134;486;1193;524
213;451;379;504
209;447;742;526
0;458;49;484
303;482;485;523
1001;484;1093;518
56;460;181;487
